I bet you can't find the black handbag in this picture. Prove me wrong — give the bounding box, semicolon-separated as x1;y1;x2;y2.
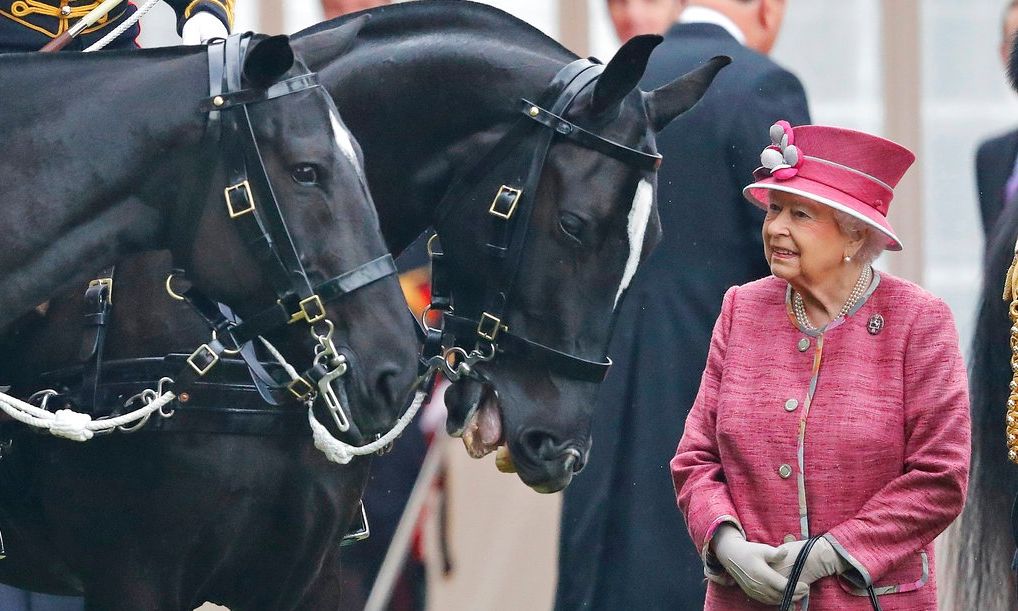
778;536;881;611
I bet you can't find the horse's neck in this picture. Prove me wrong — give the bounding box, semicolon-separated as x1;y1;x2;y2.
0;52;206;329
0;52;205;221
322;5;575;254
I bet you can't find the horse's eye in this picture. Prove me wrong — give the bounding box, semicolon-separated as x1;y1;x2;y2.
558;212;586;244
291;164;319;186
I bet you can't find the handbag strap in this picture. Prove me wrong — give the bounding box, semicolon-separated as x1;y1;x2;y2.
778;535;882;611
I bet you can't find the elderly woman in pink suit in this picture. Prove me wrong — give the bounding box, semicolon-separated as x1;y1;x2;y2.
671;121;970;610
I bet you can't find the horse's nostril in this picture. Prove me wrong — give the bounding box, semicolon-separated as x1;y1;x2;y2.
519;429;583;469
520;429;557;461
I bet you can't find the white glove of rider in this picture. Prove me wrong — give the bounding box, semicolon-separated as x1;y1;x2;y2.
711;524;808;605
773;536;852;599
182;11;228;45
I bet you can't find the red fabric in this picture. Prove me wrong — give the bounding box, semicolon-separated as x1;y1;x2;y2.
671;273;970;610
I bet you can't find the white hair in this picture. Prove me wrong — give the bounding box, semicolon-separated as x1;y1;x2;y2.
832;210;885;265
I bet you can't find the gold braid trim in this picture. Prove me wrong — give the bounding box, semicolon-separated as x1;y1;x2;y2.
1003;235;1018;463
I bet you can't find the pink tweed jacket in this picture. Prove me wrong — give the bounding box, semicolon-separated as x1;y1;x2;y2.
671;273;970;611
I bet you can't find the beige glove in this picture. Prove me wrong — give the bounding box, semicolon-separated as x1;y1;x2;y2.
773;536;852;598
182;11;228;45
711;524;808;605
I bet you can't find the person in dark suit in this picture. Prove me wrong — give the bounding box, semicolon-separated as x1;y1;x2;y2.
975;0;1018;238
555;1;810;609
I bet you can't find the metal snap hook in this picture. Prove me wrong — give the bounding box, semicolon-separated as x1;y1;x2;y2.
426;233;443;258
165;273;187;301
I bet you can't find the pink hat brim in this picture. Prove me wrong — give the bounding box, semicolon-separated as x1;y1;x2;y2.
743;175;903;251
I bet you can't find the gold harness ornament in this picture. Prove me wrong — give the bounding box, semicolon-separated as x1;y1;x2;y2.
1002;237;1018;463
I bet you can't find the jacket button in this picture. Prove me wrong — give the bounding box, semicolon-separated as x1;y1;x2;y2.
783;534;798;544
778;464;792;479
797;337;810;352
784;398;799;412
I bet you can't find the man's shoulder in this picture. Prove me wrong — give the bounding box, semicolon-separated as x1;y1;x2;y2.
653;24;800;92
977;127;1018;159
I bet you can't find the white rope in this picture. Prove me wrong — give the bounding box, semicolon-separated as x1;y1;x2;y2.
258;337;301;381
259;336;431;465
308;390;428;465
0;387;175;441
83;0;161;52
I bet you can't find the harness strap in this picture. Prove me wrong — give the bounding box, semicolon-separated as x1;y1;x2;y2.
443;314;610;383
227;253;397;345
519;98;661;171
198;73;321;112
78;265;115;408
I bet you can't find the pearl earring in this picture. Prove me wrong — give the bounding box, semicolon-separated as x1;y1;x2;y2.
844;256;852;263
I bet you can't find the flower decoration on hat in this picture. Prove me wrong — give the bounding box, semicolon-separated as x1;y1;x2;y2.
760;120;803;180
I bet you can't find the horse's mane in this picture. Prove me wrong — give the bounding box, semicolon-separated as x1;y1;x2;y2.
295;0;575;61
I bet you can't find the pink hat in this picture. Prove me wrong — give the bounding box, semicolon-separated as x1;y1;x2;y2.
742;121;916;251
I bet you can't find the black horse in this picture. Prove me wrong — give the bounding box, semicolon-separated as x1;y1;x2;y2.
0;27;418;611
942;32;1018;611
0;2;725;609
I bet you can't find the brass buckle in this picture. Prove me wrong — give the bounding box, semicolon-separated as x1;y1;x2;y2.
288;377;315;400
289;295;327;325
88;277;113;304
187;344;219;376
488;185;522;220
224;180;256;218
477;312;505;342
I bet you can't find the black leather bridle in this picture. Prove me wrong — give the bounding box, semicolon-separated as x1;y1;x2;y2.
422;58;662;385
165;33;396;412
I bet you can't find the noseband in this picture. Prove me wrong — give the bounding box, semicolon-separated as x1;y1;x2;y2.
423;58;661;384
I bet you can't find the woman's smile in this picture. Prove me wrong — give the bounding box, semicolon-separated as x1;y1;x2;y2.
770;246;798;260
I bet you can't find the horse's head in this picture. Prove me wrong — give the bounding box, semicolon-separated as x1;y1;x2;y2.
437;36;728;492
174;31;417;440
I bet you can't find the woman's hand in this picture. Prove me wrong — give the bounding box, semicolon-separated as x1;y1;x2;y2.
773;536;851;597
711;524;808;605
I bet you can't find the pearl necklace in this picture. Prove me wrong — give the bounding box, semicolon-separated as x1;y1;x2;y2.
793;266;872;332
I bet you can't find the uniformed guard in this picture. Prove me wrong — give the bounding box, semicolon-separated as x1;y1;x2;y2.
0;0;232;52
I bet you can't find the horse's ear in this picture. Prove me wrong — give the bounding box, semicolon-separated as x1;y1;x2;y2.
291;15;370;73
243;35;295;88
644;55;731;133
590;34;662;116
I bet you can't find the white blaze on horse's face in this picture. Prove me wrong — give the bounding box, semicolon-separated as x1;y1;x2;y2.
328;110;364;180
613;179;653;308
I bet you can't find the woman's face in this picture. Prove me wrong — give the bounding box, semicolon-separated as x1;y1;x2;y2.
761;191;857;289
